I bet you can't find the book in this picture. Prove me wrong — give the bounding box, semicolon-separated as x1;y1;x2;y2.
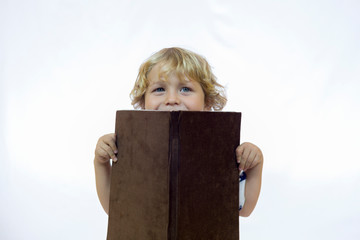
107;110;241;240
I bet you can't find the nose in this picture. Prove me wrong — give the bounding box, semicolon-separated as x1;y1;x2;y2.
165;91;180;105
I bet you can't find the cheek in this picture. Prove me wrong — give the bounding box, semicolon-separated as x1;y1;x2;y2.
144;95;159;110
188;96;206;110
197;92;206;109
144;95;152;109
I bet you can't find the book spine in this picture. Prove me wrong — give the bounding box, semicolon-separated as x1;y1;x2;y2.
168;111;181;240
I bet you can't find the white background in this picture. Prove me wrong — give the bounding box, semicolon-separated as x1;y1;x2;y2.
1;0;359;239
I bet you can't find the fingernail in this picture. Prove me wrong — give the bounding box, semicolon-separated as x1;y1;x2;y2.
113;157;118;162
114;150;118;154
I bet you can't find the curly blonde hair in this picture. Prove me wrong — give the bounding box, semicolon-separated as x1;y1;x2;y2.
130;47;227;110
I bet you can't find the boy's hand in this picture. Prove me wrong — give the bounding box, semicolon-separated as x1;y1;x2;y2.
94;133;118;164
236;142;263;172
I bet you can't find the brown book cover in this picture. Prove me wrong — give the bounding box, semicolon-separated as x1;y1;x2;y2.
107;110;241;240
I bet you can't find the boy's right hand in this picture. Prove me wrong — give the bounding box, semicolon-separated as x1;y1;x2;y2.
94;133;118;164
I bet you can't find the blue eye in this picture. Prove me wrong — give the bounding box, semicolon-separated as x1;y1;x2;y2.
180;87;190;92
154;87;165;92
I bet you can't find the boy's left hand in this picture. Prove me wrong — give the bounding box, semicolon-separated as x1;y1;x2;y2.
236;142;263;172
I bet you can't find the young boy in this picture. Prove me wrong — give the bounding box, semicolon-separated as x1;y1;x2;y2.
94;47;263;217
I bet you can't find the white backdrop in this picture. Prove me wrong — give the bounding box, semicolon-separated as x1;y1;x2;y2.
1;0;360;239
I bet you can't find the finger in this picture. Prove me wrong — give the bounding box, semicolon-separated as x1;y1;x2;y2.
239;159;246;171
101;144;117;163
244;150;257;171
236;145;244;164
251;152;263;169
95;147;111;163
106;135;118;154
99;134;118;159
239;147;251;171
238;158;247;171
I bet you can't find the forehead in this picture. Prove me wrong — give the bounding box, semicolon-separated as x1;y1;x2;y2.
147;63;192;83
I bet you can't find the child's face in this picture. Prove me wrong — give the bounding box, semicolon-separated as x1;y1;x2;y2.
144;64;207;111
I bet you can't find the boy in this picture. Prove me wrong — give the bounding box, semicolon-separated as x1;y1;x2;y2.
94;47;263;217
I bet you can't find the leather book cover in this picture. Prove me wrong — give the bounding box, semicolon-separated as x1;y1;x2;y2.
107;110;241;240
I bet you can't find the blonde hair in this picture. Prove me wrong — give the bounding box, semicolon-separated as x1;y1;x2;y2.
130;47;227;110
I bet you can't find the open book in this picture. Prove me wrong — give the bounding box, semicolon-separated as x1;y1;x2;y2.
107;110;241;240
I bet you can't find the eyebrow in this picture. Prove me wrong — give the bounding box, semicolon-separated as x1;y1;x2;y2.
148;78;167;85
